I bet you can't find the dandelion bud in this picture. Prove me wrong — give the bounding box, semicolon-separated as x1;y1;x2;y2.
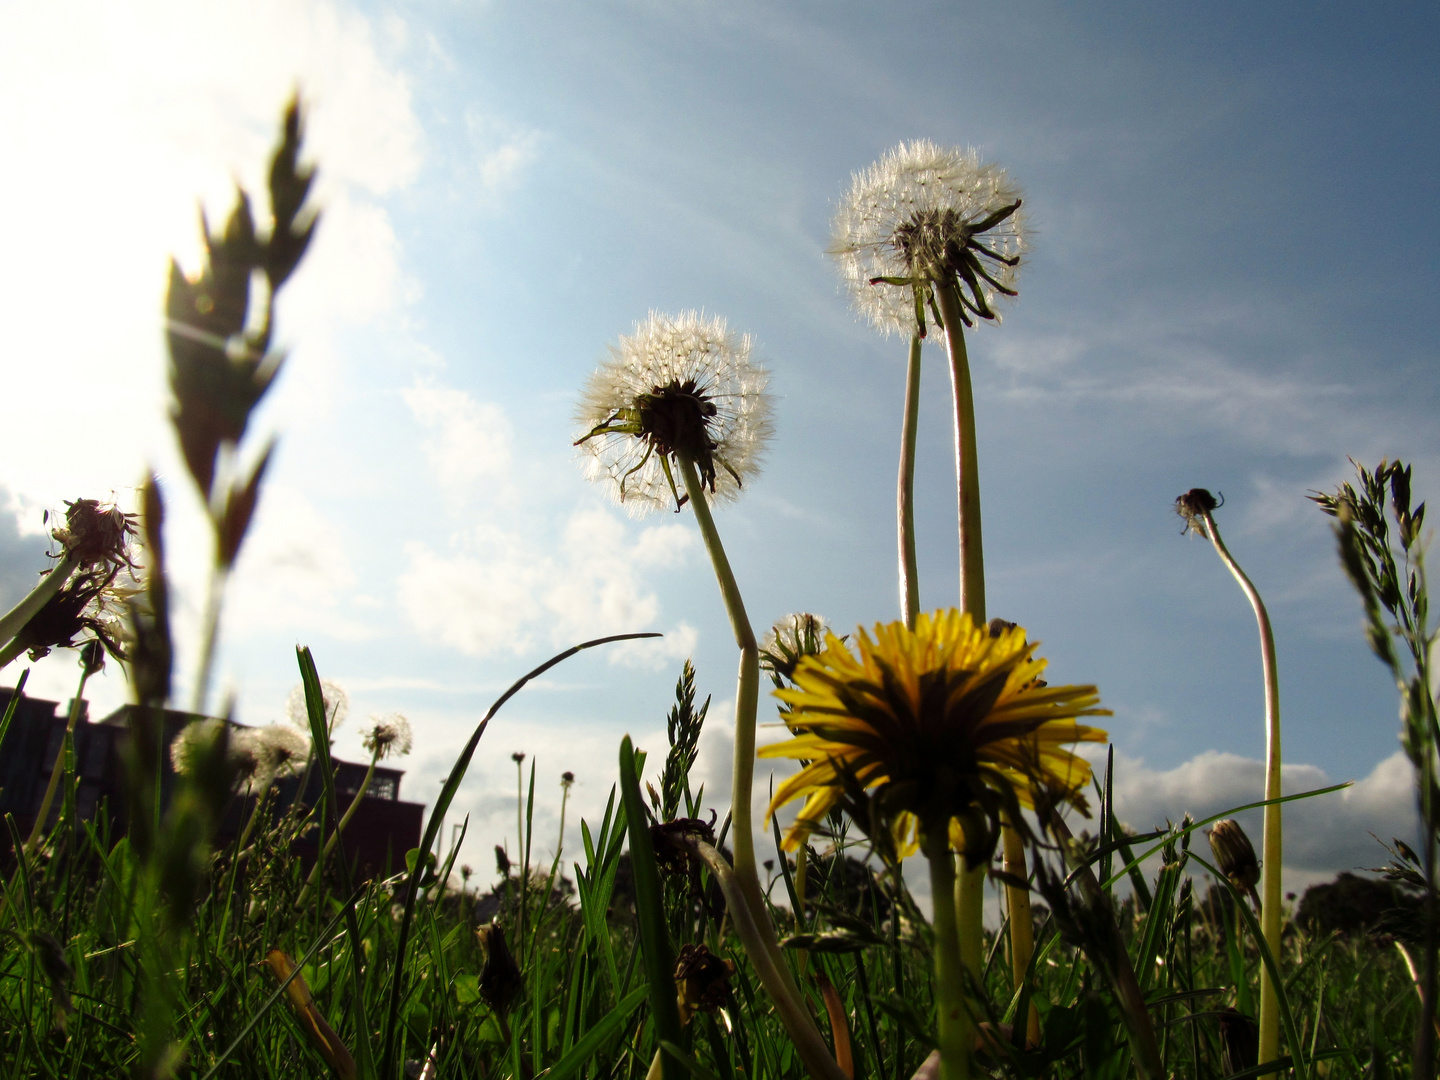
1208;819;1261;904
674;942;735;1025
494;845;511;877
760;613;829;684
476;922;523;1015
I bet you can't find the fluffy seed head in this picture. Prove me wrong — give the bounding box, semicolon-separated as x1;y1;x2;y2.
170;718;226;775
574;311;774;516
286;679;348;735
255;723;311;779
362;713;413;759
831;141;1027;337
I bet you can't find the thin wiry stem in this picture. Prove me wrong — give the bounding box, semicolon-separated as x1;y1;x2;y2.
898;335;923;629
25;658;94;852
299;747;380;907
1201;508;1283;1076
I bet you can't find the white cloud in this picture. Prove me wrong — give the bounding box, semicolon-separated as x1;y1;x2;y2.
399;505;698;668
465;107;542;203
1090;745;1417;885
402;383;514;496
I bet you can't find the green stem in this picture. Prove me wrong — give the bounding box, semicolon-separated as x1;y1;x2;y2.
924;831;973;1080
1001;820;1041;1047
898;335;923;629
1201;509;1283;1075
190;565;229;715
689;840;848;1080
934;281;985;622
676;455;834;1064
25;659;94;852
299;749;379;906
0;553;80;667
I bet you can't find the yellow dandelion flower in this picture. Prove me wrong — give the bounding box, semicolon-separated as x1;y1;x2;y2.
759;610;1108;861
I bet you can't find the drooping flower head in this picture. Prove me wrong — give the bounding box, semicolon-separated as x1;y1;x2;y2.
574;311;774;515
286;679;348;736
759;610;1107;866
830;141;1027;338
49;498;140;571
361;713;413;760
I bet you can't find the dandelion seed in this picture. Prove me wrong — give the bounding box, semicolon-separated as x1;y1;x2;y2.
361;713;413;759
255;723;311;780
830;141;1027;338
574;311;773;514
170;718;227;775
286;679;348;735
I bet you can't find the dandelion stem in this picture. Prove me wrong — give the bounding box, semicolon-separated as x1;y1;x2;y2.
1001;818;1041;1046
1200;508;1283;1076
898;334;923;629
0;553;80;666
688;839;848;1080
924;832;973;1080
933;281;985;622
299;747;380;906
25;658;94;852
676;454;832;1058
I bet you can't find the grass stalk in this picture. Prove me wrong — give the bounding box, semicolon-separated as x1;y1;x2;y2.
1199;506;1284;1076
25;657;96;852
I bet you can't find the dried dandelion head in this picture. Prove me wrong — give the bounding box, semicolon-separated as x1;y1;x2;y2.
574;311;773;515
361;713;413;760
49;498;140;571
830;141;1027;338
286;679;348;735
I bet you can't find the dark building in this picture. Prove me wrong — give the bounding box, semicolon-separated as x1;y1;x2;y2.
0;688;424;876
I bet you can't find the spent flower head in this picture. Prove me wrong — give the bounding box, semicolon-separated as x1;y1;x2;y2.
15;566;139;664
759;610;1107;865
255;723;311;779
361;713;413;760
49;498;140;571
286;679;348;735
831;141;1027;337
574;311;773;514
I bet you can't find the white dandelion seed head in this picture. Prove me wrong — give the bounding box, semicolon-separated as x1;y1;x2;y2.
286;679;349;735
255;723;311;780
830;141;1027;338
169;718;226;776
229;728;267;791
574;310;774;517
362;713;413;759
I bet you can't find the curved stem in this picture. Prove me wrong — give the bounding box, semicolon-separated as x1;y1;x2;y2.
924;832;973;1080
933;281;985;622
1201;510;1283;1075
0;553;80;666
690;840;848;1080
898;335;923;629
25;659;93;852
299;750;379;906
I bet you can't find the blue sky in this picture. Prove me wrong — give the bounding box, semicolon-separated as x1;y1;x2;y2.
2;1;1436;890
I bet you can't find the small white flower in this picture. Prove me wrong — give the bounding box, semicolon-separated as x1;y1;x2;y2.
830;141;1027;337
286;679;349;735
361;713;413;759
574;311;774;516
